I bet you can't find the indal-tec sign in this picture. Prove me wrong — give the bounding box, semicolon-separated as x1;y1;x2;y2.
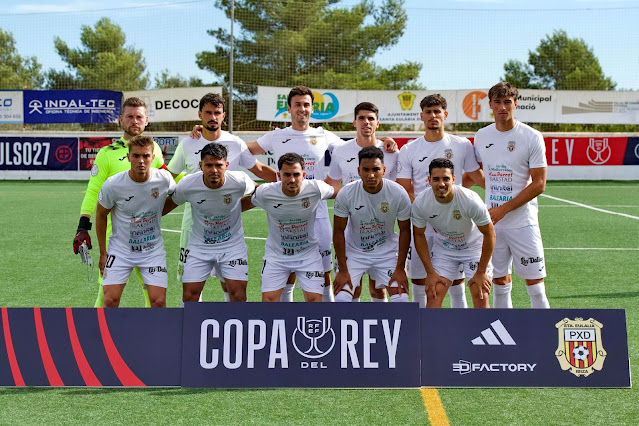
23;90;121;124
181;303;420;388
421;309;630;388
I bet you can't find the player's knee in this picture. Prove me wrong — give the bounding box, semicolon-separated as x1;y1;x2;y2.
183;288;201;302
525;278;544;285
304;292;323;302
227;285;247;302
493;275;511;285
103;294;120;308
150;297;166;308
369;286;385;299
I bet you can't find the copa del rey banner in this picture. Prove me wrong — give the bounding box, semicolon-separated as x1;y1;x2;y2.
123;87;223;123
256;86;639;125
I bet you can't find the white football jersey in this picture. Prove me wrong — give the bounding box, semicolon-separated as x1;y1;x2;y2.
474;121;547;229
333;179;411;259
257;126;343;218
168;131;257;175
251;180;334;261
411;185;490;257
328;139;398;184
98;168;175;259
171;171;255;250
396;134;479;197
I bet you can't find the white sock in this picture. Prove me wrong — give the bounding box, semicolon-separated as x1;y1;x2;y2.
223;292;230;302
527;282;550;309
198;292;203;302
370;297;387;303
448;284;468;308
280;283;294;302
493;283;513;308
412;284;427;308
334;291;353;302
322;282;335;302
180;299;185;308
352;297;360;302
390;293;409;303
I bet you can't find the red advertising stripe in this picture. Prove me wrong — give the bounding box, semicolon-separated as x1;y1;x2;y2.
65;308;102;386
33;307;64;386
1;308;25;386
96;308;145;387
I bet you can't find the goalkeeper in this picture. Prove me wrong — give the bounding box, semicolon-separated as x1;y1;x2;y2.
73;97;166;307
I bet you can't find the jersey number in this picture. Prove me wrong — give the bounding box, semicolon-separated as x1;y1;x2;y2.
105;255;116;268
180;248;190;263
282;248;295;256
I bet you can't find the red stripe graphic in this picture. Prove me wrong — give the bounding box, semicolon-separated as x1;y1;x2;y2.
568;341;575;366
65;308;101;386
1;307;25;386
33;307;64;386
586;341;594;367
96;308;145;386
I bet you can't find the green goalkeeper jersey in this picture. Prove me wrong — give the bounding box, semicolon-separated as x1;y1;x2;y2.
80;137;165;216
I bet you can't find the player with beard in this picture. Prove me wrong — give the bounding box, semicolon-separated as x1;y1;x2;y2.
168;93;276;303
73;97;166;308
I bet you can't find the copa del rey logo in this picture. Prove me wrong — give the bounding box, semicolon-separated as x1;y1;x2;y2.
199;316;402;370
555;317;607;377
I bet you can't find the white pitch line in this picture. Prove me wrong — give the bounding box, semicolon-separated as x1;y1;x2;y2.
540;194;639;220
546;247;639;251
540;205;639;208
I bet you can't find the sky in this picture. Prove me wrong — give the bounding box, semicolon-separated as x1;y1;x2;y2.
1;0;638;91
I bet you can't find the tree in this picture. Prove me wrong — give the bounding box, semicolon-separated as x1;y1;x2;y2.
0;29;44;89
196;0;422;93
47;18;148;91
503;30;615;90
153;69;205;89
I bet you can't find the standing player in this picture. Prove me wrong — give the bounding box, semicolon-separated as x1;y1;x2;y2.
333;146;411;302
474;82;550;309
168;93;276;302
412;158;495;308
164;143;256;303
73;97;165;308
249;153;338;302
326;102;399;302
396;94;484;309
95;136;175;308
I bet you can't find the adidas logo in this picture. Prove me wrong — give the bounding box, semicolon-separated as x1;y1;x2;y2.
471;320;516;346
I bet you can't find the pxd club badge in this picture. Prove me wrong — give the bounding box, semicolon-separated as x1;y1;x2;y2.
555;317;606;377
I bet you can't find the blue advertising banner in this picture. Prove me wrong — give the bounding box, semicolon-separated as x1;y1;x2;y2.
0;308;182;387
420;309;630;388
0;137;77;170
181;303;421;388
23;90;121;124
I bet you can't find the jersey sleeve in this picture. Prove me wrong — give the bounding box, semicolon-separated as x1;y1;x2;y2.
473;131;484;163
242;172;257;196
316;180;335;200
238;139;258;170
97;179;115;210
80;148;111;216
256;132;274;152
171;179;187;206
327;146;343;181
151;142;165;168
467;191;491;227
324;130;344;152
333;187;350;218
167;141;186;174
410;194;429;229
165;170;176;196
383;152;398;181
251;184;265;209
528;130;547;169
396;184;412;221
462;139;480;172
396;145;413;180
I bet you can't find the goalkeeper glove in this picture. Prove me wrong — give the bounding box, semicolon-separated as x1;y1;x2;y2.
73;217;92;254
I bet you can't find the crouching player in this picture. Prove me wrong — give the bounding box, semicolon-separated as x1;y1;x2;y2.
163;142;256;303
412;158;495;308
248;153;339;302
96;136;176;307
333;146;411;302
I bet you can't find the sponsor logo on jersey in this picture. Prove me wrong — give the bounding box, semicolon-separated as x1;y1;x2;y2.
555;317;606;377
151;187;159;198
380;201;389;213
346;157;356;162
444;149;453;159
397;92;417;111
273;203;283;208
301;197;310;208
124;195;135;202
196;199;206;204
485;143;494;149
224;194;232;204
309;136;318;146
429;214;438;219
418;156;428;162
355;205;364;210
452;209;461;220
507;141;516;152
282;139;291;144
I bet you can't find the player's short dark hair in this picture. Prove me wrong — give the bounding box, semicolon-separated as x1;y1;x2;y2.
199;93;225;111
200;142;228;160
354;102;379;118
287;86;314;106
358;145;384;164
127;135;154;150
121;97;146;111
429;158;454;176
277;152;305;170
488;82;518;102
420;94;447;111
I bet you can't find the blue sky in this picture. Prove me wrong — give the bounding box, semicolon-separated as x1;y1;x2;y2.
1;0;638;90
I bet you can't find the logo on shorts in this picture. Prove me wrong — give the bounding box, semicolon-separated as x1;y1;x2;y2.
309;136;318;146
292;317;336;359
507;141;516;152
444;149;453;159
224;193;232;204
301;197;310;208
229;258;248;267
555;317;606;377
520;256;543;266
151;187;159;198
305;271;323;279
469;262;478;271
380;201;389;213
148;266;167;274
387;270;393;278
452;209;462;220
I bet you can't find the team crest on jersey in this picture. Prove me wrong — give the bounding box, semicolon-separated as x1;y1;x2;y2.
507;141;516;152
151;187;159;198
452;209;462;220
444;149;453;159
224;193;232;204
555;317;606;377
309;136;318;145
301;197;310;208
380;202;389;213
91;164;99;177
